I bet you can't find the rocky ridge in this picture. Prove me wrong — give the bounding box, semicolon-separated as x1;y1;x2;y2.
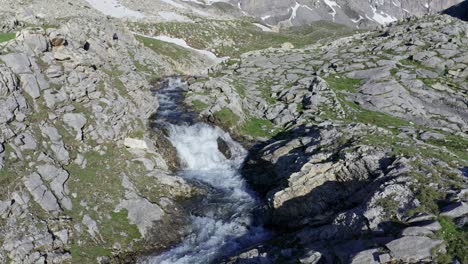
122;0;464;28
0;13;208;263
186;14;468;263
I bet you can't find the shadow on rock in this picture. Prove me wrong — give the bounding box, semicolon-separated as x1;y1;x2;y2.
443;0;468;21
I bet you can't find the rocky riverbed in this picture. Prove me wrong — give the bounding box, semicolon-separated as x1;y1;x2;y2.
0;1;467;263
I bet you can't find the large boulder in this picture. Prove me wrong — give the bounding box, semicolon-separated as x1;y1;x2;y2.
0;53;31;74
62;113;87;140
386;236;444;263
124;138;149;150
16;28;50;55
0;64;19;97
24;172;62;212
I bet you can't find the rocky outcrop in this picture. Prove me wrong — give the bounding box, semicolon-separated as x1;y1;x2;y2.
0;12;202;263
229;0;464;28
192;14;468;264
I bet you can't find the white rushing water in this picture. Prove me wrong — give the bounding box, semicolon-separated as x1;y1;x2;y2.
142;78;268;264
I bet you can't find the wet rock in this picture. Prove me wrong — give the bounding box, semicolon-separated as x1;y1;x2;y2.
217;137;232;159
151;129;180;171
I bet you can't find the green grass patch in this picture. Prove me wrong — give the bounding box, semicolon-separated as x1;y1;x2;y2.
213;107;240;128
399;58;434;71
256;79;276;104
66;144;144;263
101;67;129;96
421;78;437;87
241;118;279;138
232;80;246;98
102;209;141;244
436;216;468;264
130;20;359;58
324;75;362;93
191;100;208;112
0;32;15;43
409;176;445;215
70;243;112;263
375;193;400;220
0;145;27;200
135;34;194;63
426;134;468;162
342;99;411;129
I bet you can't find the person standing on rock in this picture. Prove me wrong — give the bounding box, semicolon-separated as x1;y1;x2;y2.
113;33;118;41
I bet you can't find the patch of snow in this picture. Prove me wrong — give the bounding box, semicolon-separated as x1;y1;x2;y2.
288;2;315;23
392;0;401;7
261;15;271;20
182;0;230;5
159;11;192;22
137;34;228;63
369;5;397;25
351;15;364;23
206;0;230;4
181;0;204;4
238;2;249;15
159;0;187;9
253;23;272;32
84;0;145;18
323;0;341;21
290;2;301;20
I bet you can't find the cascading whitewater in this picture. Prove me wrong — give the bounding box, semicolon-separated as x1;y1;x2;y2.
141;78;268;264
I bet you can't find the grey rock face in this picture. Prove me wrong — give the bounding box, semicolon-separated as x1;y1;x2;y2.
23;165;72;212
16;28;50;55
233;0;464;28
82;215;100;239
36;164;72;210
190;14;467;264
24;172;62;212
0;65;19;97
0;143;4;169
386;236;444;263
401;226;434;237
0;96;18;124
62;113;87;140
0;13;189;262
19;74;41;99
0;53;32;74
440;202;468;218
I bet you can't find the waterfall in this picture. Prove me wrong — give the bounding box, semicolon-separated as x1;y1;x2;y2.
141;77;268;264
